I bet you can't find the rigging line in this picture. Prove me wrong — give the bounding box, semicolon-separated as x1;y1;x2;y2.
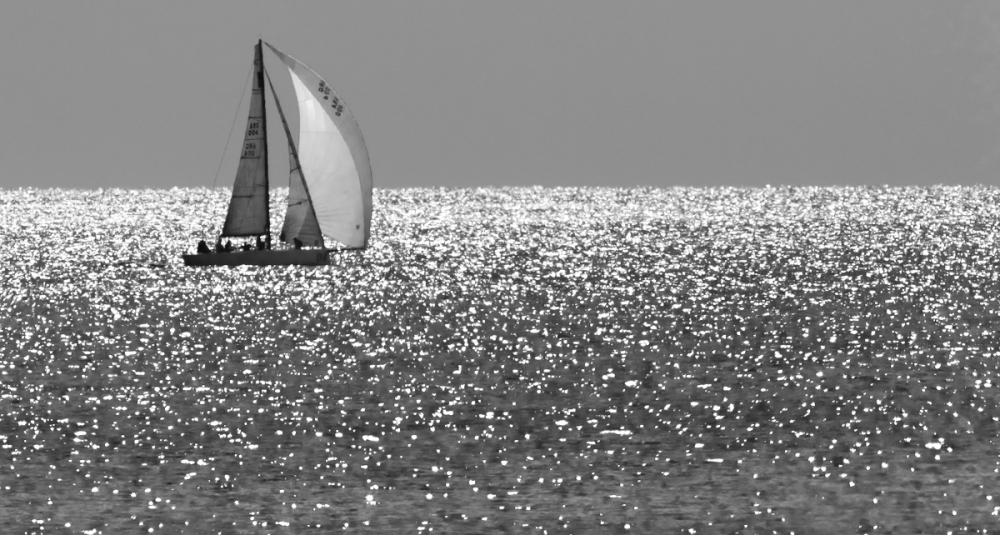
212;63;254;191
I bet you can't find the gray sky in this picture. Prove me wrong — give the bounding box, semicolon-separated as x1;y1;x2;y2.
2;1;1000;190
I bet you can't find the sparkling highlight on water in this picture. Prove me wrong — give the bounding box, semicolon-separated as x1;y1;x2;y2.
2;185;1000;532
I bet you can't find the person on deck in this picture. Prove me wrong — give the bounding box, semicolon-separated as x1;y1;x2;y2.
293;237;303;250
256;235;265;250
265;235;272;250
215;238;224;253
197;240;211;254
224;240;233;253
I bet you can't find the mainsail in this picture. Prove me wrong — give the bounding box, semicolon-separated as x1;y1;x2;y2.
222;41;269;237
266;43;373;249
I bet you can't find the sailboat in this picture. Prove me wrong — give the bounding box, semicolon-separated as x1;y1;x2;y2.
183;40;372;267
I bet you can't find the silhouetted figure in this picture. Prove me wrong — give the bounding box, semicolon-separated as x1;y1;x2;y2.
225;240;233;252
215;238;224;253
265;235;272;250
293;237;303;250
197;240;211;254
241;242;251;251
256;235;265;250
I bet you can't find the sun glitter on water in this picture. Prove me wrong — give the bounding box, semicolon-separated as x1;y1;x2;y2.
2;185;1000;532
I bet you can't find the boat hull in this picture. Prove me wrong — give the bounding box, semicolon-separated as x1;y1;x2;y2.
182;249;330;266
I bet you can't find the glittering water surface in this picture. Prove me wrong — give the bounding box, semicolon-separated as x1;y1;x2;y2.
3;186;1000;533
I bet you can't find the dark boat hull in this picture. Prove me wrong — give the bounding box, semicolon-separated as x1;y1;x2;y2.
182;249;330;266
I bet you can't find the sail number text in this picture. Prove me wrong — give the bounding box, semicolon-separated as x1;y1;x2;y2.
246;120;262;137
317;80;343;116
242;141;259;158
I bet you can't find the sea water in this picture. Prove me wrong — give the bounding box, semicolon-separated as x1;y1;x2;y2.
2;186;1000;533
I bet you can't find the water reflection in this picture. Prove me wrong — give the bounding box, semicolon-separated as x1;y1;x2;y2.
1;186;999;532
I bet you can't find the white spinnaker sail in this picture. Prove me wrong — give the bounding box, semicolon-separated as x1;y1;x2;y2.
266;43;372;248
222;42;269;237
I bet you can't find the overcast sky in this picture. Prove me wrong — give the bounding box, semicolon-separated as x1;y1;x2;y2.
2;1;1000;190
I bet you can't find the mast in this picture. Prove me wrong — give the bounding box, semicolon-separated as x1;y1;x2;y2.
260;39;270;242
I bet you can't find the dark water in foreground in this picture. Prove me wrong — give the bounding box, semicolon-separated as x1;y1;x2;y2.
2;186;1000;533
